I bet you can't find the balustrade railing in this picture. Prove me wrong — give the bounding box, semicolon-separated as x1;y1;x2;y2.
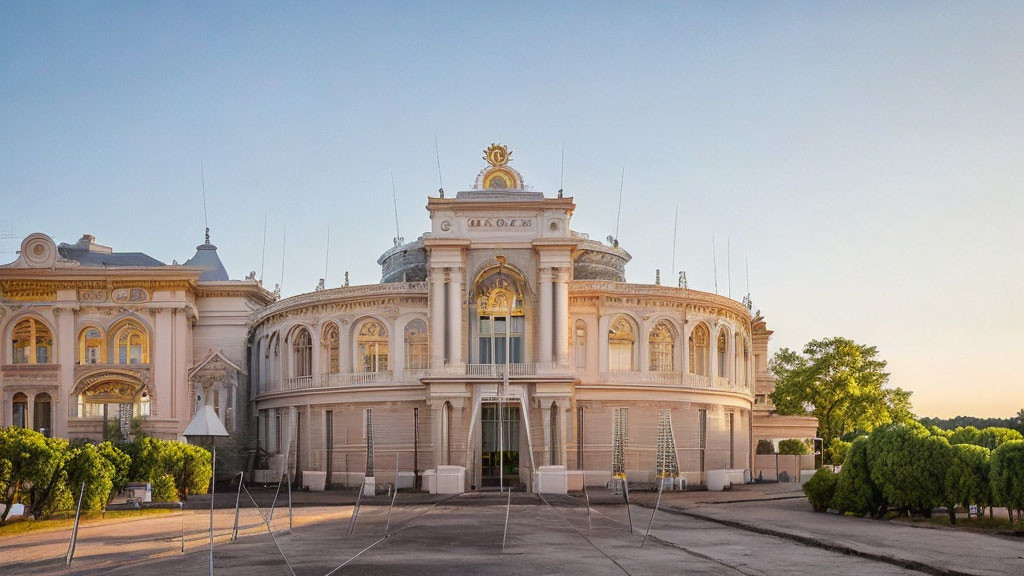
596;370;747;393
464;363;536;377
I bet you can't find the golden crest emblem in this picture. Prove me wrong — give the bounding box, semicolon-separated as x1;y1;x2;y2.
483;143;511;166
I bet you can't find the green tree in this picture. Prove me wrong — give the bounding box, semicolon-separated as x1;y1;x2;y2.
867;421;948;516
832;437;883;516
827;438;852;465
97;442;131;500
803;467;838;512
990;440;1024;523
778;439;811;455
66;443;115;512
769;337;912;448
943;444;990;524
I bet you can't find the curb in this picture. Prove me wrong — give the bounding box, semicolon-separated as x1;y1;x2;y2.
644;503;981;576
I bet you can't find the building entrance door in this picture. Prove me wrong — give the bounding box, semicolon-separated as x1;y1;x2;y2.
481;403;519;488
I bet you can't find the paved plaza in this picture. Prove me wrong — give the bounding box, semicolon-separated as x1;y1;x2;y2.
1;485;1020;576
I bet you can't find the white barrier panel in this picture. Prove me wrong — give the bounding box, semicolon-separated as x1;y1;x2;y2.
434;466;466;494
536;465;567;494
303;471;327;492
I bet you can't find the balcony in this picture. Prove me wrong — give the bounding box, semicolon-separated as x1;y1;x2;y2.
463;363;537;377
596;370;749;393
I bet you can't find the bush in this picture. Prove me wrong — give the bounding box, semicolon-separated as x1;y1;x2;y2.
943;444;990;524
868;421;948;516
756;439;775;454
151;474;178;503
990;440;1024;518
778;439;810;455
948;426;981;446
803;467;838;512
978;427;1023;450
832;437;883;516
828;438;852;465
66;443;115;512
97;442;131;499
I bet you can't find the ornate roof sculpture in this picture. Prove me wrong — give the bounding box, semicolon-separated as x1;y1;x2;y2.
471;143;527;191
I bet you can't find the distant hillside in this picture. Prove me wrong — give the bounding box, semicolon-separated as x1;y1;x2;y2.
920;413;1023;432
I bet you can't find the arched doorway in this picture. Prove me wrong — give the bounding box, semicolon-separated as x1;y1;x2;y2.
33;392;52;437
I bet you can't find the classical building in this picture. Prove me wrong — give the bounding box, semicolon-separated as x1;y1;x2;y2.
0;231;273;440
1;143;816;491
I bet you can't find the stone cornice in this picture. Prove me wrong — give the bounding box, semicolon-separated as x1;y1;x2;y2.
249;282;428;327
426;196;575;212
195;280;275;304
569;281;753;327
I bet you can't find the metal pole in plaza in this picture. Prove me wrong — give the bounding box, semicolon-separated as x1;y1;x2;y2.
348;477;365;537
622;476;633;534
286;470;293;532
385;453;398;534
232;471;244;541
65;481;85;565
641;471;665;549
183;398;230;576
180;501;185;553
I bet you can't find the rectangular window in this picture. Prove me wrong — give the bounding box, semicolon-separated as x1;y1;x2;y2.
698;408;707;475
728;413;735;469
575;327;586;369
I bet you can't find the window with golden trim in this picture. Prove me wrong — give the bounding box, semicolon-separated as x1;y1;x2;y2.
78;327;105;364
649;320;675;372
113;321;149;364
608;316;636;371
404;320;428;371
689;324;709;376
357;320;389;373
717;329;728;377
321;323;340;374
11;318;52;364
292;327;312;377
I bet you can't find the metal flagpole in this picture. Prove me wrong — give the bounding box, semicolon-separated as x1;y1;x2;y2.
232;471;243;540
65;482;85;565
209;444;216;576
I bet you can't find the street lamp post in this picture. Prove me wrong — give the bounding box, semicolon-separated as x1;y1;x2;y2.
183;394;230;576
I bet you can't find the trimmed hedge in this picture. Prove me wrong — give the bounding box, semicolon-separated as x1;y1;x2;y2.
828;438;852;465
803;467;838;512
756;439;775;454
778;439;811;455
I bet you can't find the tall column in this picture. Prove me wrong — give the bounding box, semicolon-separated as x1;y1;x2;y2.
554;268;570;366
538;267;553;366
429;267;446;369
541;403;552;466
446;267;463;366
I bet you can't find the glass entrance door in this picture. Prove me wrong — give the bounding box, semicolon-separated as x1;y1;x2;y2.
481;403;519;487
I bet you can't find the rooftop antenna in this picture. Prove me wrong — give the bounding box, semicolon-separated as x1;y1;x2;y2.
558;144;564;198
743;255;753;311
727;236;732;298
324;225;331;285
391;172;402;246
259;213;267;283
434;133;445;198
613;166;624;246
712;234;718;294
671;205;678;279
279;225;287;295
200;161;210;243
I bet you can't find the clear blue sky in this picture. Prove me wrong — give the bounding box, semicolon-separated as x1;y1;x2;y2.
2;2;1022;418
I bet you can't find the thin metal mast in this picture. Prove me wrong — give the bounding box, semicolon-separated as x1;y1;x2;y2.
391;172;401;244
671;205;678;278
280;225;287;294
712;234;718;294
727;236;732;298
558;144;565;197
614;167;624;244
201;161;209;234
324;225;331;284
259;213;267;282
746;255;750;295
434;133;445;196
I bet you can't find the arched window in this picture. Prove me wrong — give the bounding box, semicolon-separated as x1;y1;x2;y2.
292;327;312;377
113;321;149;364
734;333;743;384
404;320;428;370
12;392;28;428
357;320;389;373
11;318;52;364
574;320;587;369
743;338;750;387
78;327;105;364
608;316;636;371
475;272;526;365
717;329;728;377
321;323;340;375
689;324;710;376
649;321;675;372
34;392;52;437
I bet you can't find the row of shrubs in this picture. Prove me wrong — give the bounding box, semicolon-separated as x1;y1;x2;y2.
756;438;812;455
803;421;1024;525
0;427;212;523
826;424;1022;466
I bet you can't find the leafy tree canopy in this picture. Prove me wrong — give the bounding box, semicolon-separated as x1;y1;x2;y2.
769;337;913;447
